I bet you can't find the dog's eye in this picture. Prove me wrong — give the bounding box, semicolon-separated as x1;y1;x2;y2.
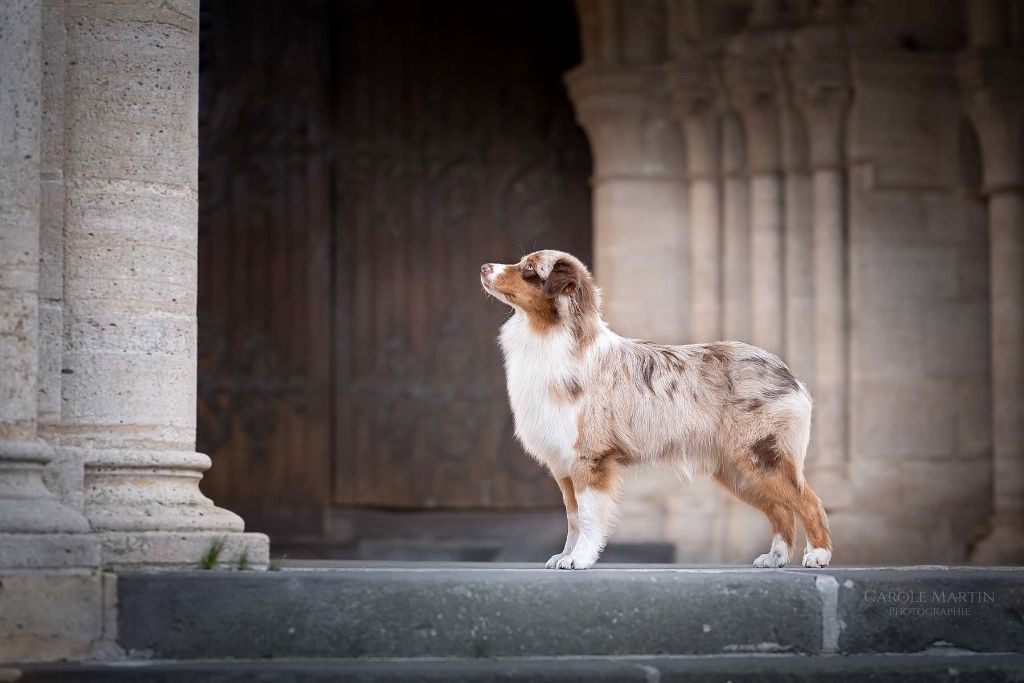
521;264;539;280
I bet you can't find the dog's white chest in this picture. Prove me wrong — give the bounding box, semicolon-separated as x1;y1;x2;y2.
499;315;579;472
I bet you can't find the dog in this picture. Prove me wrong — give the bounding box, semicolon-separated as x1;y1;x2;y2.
480;250;832;570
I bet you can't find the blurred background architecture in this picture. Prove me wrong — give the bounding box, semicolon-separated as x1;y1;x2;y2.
194;0;1024;565
1;0;1022;582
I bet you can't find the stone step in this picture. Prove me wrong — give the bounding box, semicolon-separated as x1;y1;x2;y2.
12;653;1024;682
112;564;1024;659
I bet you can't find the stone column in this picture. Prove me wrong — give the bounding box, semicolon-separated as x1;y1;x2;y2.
780;103;814;383
720;113;751;343
38;0;78;509
0;0;95;568
791;7;851;503
565;22;688;343
667;48;721;342
958;0;1024;562
57;0;267;567
725;2;786;356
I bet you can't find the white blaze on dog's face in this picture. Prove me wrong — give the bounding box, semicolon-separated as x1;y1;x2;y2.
480;250;590;333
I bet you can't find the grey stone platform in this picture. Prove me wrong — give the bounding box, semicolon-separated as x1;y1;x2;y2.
9;563;1024;681
14;653;1024;682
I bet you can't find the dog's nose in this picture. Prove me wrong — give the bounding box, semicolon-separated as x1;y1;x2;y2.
481;263;493;276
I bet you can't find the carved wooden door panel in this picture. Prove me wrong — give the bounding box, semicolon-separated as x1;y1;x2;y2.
197;0;336;535
331;0;592;508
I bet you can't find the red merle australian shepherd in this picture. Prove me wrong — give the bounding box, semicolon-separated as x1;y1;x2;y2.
481;250;832;570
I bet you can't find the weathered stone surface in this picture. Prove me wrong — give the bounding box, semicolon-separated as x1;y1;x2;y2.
112;566;1024;661
0;533;98;569
833;568;1024;654
0;571;105;662
96;531;269;570
116;567;825;658
0;0;91;550
12;653;1024;682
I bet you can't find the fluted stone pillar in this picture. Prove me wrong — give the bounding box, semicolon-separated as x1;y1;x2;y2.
720;114;751;343
959;0;1024;563
790;6;851;505
38;0;78;510
565;67;688;343
56;0;267;567
725;3;786;356
668;49;721;342
0;0;96;569
780;103;814;384
721;116;758;563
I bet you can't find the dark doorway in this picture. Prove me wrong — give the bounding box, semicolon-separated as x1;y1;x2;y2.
197;0;592;547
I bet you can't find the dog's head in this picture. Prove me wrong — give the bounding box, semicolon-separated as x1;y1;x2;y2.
480;250;599;334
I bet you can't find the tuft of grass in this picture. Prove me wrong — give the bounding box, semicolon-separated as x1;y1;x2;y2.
237;549;250;571
268;554;287;572
199;537;227;570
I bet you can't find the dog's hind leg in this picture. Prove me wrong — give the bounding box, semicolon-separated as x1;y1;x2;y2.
545;476;580;569
714;470;796;567
795;482;832;567
724;434;833;568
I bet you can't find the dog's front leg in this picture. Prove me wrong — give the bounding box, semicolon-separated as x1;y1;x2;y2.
554;458;621;570
545;476;579;568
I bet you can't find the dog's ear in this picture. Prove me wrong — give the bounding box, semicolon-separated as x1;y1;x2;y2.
543;259;580;299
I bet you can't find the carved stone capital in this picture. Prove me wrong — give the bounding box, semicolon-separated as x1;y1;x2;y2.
724;27;788;172
565;65;684;180
788;23;850;169
665;45;720;116
665;42;727;179
795;90;849;170
957;49;1024;193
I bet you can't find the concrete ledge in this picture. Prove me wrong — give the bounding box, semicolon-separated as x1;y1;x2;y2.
97;531;269;570
11;653;1024;682
114;564;1024;659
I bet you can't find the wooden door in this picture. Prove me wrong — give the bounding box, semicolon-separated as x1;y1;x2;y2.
197;0;337;536
197;0;592;529
331;0;592;508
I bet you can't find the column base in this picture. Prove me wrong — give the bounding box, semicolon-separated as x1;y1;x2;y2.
0;533;100;569
971;523;1024;565
0;441;91;533
75;447;271;568
79;447;247;533
96;531;270;569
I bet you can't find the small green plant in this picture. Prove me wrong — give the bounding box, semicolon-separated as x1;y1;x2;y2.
268;554;287;572
101;564;116;574
199;537;227;570
237;550;250;571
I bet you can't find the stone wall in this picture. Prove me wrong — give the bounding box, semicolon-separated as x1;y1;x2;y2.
567;0;1024;564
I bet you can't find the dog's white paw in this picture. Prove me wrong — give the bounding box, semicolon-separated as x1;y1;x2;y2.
802;547;832;568
545;553;566;569
752;549;789;568
555;554;594;570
